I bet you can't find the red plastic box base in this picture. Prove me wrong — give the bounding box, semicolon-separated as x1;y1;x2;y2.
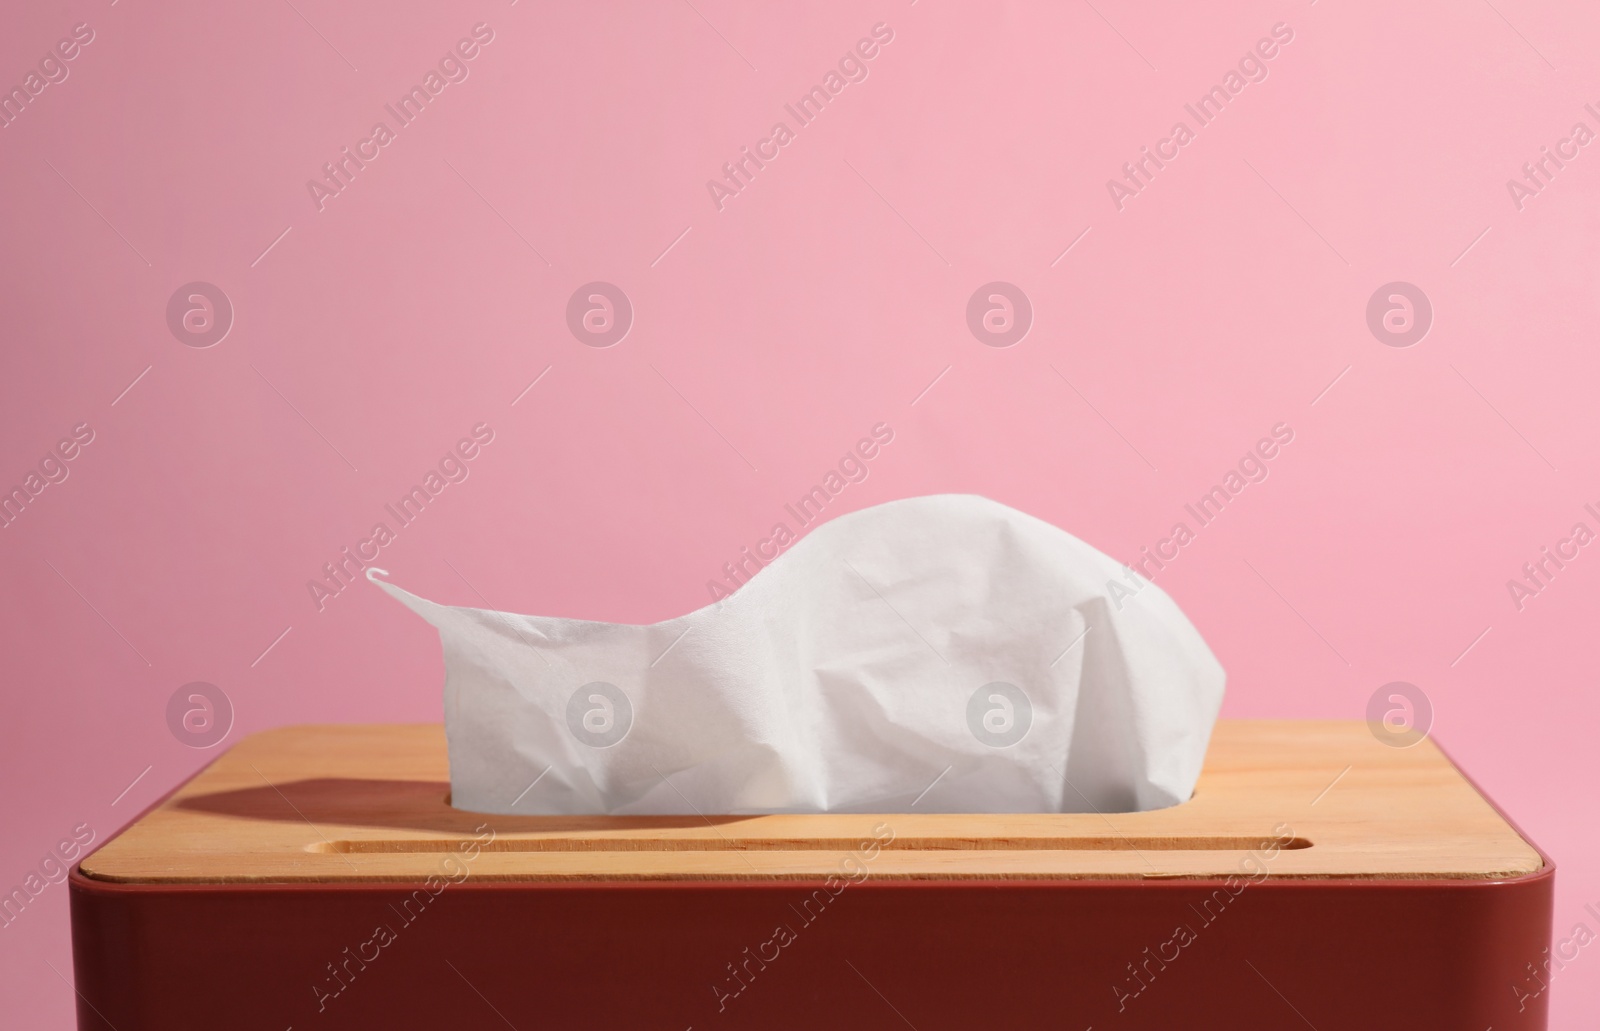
70;866;1552;1029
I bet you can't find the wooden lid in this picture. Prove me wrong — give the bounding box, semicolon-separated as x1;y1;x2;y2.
80;720;1542;883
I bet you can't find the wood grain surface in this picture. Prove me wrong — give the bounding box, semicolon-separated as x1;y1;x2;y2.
80;720;1542;883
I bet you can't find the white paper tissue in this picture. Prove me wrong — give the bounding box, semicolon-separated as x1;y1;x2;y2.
371;494;1224;815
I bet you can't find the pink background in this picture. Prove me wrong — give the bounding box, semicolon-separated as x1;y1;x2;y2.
3;0;1598;1025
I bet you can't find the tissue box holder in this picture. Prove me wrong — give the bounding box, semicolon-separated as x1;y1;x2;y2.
69;720;1552;1030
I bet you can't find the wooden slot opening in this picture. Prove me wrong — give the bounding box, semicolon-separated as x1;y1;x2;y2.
310;835;1316;854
